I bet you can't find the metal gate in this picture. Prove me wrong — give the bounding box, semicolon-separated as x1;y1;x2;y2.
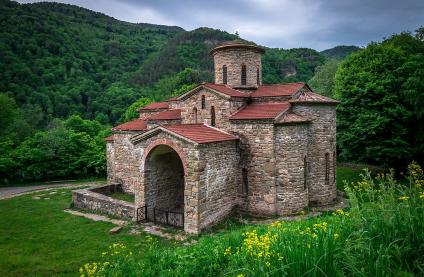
136;205;184;228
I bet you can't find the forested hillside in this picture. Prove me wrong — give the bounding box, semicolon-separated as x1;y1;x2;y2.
0;0;184;127
0;0;329;126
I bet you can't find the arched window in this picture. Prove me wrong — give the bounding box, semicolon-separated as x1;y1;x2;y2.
325;153;330;186
201;95;206;109
210;106;216;126
256;67;260;85
193;107;198;123
222;65;228;84
241;64;247;85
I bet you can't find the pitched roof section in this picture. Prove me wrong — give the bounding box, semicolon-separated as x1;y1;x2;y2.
162;124;238;144
176;83;248;100
138;101;169;111
250;82;308;98
290;91;339;104
230;102;290;120
105;134;115;142
203;83;249;98
148;109;181;121
112;118;147;131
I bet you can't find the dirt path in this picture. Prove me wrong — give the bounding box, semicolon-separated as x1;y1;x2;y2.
0;182;104;200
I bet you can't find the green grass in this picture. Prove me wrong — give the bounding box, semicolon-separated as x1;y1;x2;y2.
0;189;173;277
336;162;383;190
1;164;420;276
109;192;135;203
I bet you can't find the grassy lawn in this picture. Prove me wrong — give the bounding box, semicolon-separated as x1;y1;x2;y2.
109;192;135;203
0;189;173;277
0;164;406;276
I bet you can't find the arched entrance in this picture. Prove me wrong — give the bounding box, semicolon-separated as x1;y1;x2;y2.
143;144;185;227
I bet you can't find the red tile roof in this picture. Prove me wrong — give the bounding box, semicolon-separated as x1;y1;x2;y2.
162;124;238;144
230;102;290;120
112;118;147;131
250;82;307;98
203;83;249;98
148;109;181;121
105;134;115;142
138;101;169;111
290;91;339;104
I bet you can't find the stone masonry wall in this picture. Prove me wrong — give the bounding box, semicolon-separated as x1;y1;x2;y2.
274;123;309;214
198;140;240;229
72;186;135;220
292;104;337;206
213;48;262;87
139;110;165;120
177;88;246;131
230;121;276;214
106;132;142;193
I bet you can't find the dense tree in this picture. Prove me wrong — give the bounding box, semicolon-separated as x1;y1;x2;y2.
334;32;424;168
308;59;340;97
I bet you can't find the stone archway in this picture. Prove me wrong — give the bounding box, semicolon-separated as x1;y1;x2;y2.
143;144;185;227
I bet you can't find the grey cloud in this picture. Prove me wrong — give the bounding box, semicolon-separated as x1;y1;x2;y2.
18;0;424;50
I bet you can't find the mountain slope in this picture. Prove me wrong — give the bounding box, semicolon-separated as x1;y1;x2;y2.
321;45;361;59
0;0;326;126
0;0;183;125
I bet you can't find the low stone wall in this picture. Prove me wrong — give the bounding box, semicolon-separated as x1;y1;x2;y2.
72;185;135;220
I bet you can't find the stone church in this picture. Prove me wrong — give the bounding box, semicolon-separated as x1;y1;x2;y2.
106;41;338;233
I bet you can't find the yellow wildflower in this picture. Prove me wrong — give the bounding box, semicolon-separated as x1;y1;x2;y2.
224;246;231;256
333;233;339;240
399;196;409;201
419;192;424;199
237;274;245;277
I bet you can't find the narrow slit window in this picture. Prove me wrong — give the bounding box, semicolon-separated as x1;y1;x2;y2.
193;107;197;123
256;67;260;85
304;156;307;190
223;65;227;84
241;64;247;85
333;151;336;184
201;95;206;109
242;168;248;194
210;106;216;126
325;153;330;186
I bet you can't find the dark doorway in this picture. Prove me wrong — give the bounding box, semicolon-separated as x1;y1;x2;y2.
144;145;184;227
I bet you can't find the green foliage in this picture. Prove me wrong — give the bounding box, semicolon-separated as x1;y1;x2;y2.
335;32;424;167
262;48;326;84
0;116;110;184
81;163;424;277
308;59;341;97
128;28;237;86
123;98;153;122
123;68;201;121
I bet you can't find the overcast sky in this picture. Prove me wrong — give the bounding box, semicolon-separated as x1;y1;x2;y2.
18;0;424;50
